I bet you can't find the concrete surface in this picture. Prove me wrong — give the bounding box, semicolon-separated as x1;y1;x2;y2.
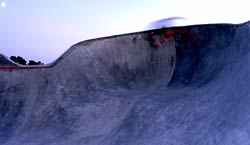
1;21;250;145
0;54;17;66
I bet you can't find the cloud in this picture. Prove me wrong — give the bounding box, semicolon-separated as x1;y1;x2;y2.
145;17;189;30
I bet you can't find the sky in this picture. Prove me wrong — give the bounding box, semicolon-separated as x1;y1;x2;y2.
0;0;250;63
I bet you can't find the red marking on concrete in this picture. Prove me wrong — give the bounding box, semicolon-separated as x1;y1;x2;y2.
0;65;50;70
151;29;200;49
166;29;200;48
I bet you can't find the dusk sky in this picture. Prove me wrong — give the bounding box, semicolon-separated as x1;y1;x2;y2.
0;0;250;63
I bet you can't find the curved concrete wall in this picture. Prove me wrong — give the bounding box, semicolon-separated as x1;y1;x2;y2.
1;22;250;145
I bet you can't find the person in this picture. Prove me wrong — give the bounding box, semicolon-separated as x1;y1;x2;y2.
149;30;174;49
148;32;162;49
148;29;199;49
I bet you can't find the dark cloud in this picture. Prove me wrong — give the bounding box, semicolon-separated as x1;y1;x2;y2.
145;17;187;30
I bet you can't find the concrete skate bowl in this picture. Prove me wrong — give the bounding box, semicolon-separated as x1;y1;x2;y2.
1;21;250;145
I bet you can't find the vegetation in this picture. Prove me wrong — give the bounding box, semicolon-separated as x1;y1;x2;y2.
10;56;44;65
28;60;43;65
